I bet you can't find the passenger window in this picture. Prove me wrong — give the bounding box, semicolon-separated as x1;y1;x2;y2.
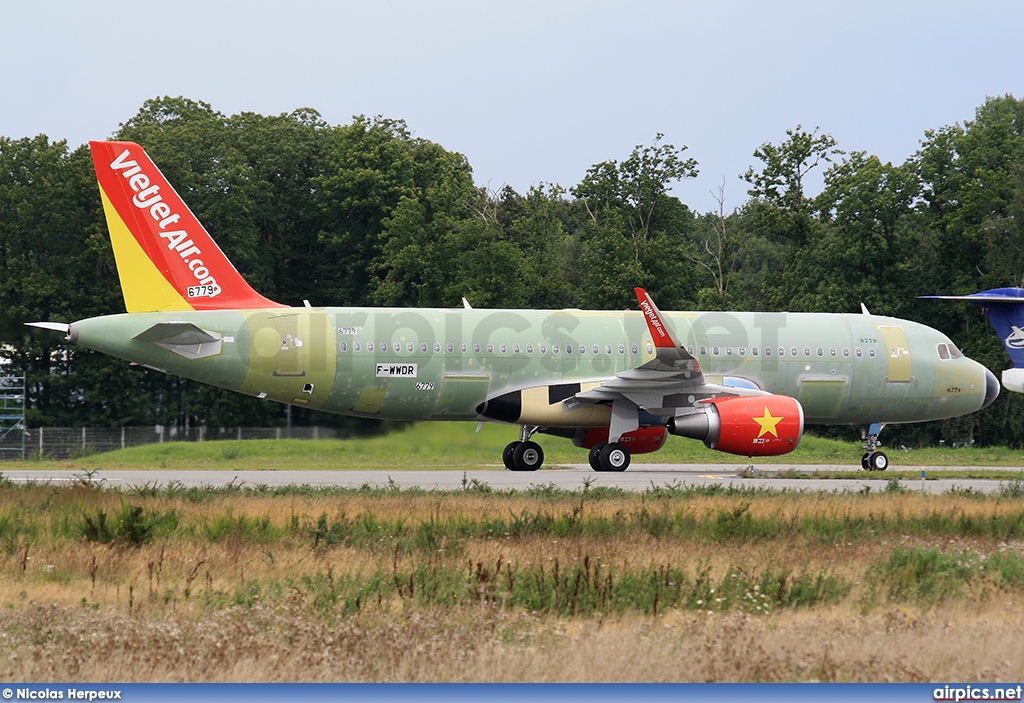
367;342;375;352
434;342;441;353
421;342;428;353
354;342;361;352
618;344;626;355
513;343;521;354
527;344;534;354
461;343;468;353
540;344;547;354
633;345;641;355
339;342;348;352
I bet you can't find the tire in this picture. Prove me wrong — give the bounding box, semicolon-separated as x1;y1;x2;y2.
503;441;521;470
869;451;889;472
598;442;630;472
588;442;607;471
512;441;544;471
861;453;870;470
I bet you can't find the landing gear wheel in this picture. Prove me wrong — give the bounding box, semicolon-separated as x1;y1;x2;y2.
512;441;544;471
861;453;870;470
867;451;889;472
598;442;630;472
503;441;521;470
588;442;607;471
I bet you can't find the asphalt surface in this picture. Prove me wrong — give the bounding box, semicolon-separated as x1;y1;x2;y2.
3;463;1022;494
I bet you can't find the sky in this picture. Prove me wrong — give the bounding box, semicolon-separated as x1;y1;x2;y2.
2;0;1022;213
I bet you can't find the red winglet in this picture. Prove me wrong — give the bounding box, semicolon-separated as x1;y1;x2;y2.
634;287;680;349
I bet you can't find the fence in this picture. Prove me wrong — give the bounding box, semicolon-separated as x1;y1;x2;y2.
10;426;348;460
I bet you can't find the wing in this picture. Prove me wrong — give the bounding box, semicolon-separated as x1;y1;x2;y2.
567;288;766;441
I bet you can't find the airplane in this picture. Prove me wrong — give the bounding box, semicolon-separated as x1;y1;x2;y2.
926;288;1024;394
28;140;1000;472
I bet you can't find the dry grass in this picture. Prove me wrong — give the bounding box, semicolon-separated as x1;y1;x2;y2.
3;602;1024;682
3;485;1024;681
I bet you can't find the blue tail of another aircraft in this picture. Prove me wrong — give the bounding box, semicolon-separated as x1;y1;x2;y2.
927;288;1024;393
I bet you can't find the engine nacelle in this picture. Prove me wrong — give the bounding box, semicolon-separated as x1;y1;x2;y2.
574;426;668;455
667;395;804;456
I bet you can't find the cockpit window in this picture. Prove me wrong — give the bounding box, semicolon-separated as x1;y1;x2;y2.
937;343;964;360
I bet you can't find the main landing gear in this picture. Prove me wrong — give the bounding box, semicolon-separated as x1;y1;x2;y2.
860;422;888;471
502;427;633;472
587;442;631;472
504;426;544;471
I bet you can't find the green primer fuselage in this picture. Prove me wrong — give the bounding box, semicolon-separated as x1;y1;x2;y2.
69;305;992;428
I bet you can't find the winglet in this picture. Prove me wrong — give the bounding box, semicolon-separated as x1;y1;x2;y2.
634;288;681;349
89;140;284;313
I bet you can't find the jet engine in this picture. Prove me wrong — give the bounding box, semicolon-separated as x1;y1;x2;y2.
667;395;804;456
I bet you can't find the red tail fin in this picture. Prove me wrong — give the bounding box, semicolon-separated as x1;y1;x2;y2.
90;140;283;312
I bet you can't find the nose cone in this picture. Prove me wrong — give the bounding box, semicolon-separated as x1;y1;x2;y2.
983;367;1000;409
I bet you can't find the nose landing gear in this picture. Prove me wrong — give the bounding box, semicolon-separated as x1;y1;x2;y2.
860;423;888;471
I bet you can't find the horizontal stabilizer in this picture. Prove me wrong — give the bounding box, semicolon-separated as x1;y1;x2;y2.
133;322;223;359
923;288;1024;304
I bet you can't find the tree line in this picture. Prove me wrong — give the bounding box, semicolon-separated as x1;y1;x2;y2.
2;95;1023;447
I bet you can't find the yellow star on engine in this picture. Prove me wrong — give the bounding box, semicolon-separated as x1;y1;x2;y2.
753;407;783;438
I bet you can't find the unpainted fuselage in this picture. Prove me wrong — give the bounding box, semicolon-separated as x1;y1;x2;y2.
69;305;994;428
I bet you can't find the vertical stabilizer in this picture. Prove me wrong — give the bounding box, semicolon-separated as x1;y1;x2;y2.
90;140;283;312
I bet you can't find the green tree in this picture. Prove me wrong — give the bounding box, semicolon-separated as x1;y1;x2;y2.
743;125;841;248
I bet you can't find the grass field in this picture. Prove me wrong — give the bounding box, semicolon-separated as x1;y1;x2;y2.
21;422;1024;471
3;470;1024;681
